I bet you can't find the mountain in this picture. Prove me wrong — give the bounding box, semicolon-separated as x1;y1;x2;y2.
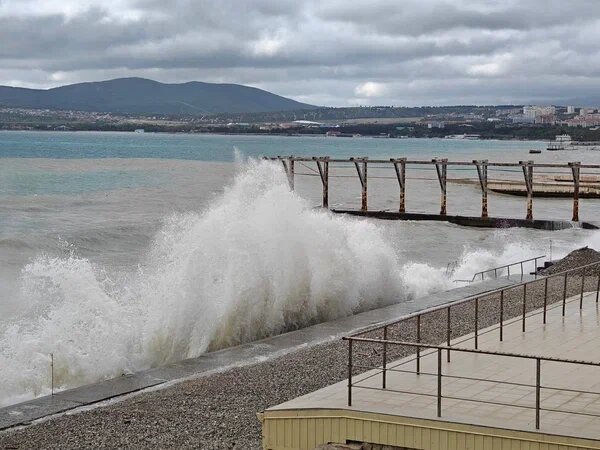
0;78;316;115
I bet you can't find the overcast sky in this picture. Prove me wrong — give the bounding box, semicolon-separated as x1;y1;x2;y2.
1;0;600;106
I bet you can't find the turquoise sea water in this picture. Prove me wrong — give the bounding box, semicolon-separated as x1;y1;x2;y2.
0;130;546;160
0;130;599;407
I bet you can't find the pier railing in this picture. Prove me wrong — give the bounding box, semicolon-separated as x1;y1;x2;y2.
343;336;600;431
454;255;546;283
265;156;600;222
343;258;600;431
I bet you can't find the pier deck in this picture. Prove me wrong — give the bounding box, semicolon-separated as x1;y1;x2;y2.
331;209;599;230
267;156;600;225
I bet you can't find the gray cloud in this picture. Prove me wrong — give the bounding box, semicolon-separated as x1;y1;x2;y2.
0;0;600;106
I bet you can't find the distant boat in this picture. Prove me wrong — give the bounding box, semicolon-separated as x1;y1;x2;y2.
529;149;542;154
444;134;480;140
134;128;145;133
547;134;572;151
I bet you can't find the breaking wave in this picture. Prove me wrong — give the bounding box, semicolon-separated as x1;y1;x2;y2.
0;159;441;406
3;158;588;407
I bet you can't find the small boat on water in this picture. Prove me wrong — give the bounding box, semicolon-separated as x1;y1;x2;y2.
444;134;480;140
547;134;573;151
529;149;542;154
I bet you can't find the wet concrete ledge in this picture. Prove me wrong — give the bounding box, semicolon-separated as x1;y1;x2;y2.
0;277;528;431
331;209;599;230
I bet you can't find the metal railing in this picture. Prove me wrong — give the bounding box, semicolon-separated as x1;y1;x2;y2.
343;337;600;430
343;258;600;431
454;255;546;283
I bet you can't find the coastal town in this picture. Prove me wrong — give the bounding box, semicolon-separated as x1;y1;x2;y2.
2;104;600;140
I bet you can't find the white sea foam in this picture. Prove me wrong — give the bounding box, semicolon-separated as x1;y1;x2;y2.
0;160;424;406
1;159;595;407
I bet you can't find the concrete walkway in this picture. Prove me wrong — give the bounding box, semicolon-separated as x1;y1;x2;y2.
268;291;600;441
0;276;526;431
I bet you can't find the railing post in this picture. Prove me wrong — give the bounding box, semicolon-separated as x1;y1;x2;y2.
392;158;407;213
507;265;511;278
520;261;524;278
570;162;581;222
347;339;353;406
474;297;479;349
580;272;586;310
543;277;548;324
563;272;568;316
499;290;504;341
596;273;600;303
416;315;421;375
434;158;448;216
437;348;442;418
447;306;451;363
522;283;527;333
50;353;54;396
536;358;541;430
382;326;388;389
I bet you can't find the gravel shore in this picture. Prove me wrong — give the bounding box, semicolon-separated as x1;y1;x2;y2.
1;250;599;450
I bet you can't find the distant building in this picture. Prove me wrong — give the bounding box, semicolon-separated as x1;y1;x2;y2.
564;114;600;127
535;114;557;125
512;115;535;124
567;106;576;114
427;121;445;129
523;105;556;119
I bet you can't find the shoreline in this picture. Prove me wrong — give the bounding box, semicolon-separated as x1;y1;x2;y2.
0;128;551;142
0;278;517;429
1;271;597;449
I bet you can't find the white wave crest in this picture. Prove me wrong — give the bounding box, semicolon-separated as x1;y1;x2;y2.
0;160;422;406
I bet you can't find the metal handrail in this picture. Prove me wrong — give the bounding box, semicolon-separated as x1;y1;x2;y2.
266;156;600;169
351;257;600;338
343;336;600;429
344;258;600;431
454;255;546;283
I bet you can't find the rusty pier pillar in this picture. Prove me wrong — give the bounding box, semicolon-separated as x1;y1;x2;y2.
391;157;407;213
313;156;330;209
278;155;295;190
569;161;581;222
433;158;448;216
520;160;534;220
474;160;489;218
351;157;368;211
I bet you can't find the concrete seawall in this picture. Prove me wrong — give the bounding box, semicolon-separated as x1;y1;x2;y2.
0;277;527;431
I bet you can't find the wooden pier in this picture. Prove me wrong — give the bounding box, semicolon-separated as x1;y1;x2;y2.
265;156;600;229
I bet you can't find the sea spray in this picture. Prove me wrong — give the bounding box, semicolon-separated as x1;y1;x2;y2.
450;240;543;282
0;159;432;406
1;159;574;407
137;159;407;359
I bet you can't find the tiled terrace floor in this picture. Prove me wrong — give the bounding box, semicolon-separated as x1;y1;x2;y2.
268;292;600;440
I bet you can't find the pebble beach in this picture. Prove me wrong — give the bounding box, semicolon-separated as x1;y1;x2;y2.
1;249;599;450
